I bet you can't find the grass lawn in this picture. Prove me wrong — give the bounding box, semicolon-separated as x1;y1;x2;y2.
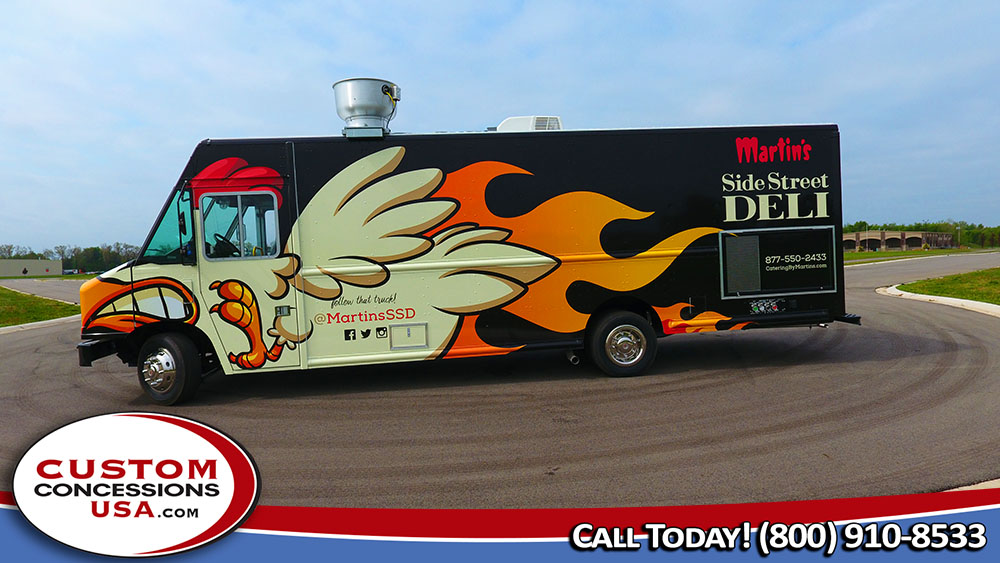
898;268;1000;306
844;248;980;263
0;286;81;328
0;273;93;280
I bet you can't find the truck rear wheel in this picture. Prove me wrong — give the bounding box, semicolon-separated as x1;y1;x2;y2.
588;311;657;377
137;333;201;405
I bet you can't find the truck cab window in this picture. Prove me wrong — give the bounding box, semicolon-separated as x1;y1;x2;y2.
140;189;195;264
201;192;278;260
241;194;278;256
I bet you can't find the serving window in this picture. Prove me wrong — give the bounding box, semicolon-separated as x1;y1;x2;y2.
720;226;836;299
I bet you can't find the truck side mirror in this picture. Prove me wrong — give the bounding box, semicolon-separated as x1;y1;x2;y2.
178;188;191;236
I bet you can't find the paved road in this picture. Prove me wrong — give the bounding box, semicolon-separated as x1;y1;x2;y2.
0;278;85;304
1;253;999;508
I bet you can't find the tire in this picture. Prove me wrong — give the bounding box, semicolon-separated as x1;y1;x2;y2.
588;311;657;377
137;333;201;405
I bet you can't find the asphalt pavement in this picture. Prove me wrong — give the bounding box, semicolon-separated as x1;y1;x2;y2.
2;254;1000;508
0;278;86;304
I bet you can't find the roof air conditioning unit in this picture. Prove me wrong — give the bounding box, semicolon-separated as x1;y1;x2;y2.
496;116;563;132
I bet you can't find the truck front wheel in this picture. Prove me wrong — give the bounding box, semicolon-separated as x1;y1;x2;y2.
137;333;201;405
588;311;657;377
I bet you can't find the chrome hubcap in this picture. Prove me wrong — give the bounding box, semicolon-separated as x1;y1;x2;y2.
605;324;646;366
142;348;176;392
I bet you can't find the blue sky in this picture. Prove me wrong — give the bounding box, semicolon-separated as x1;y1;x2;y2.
1;1;997;250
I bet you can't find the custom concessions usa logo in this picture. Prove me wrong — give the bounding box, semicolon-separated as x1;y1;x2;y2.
12;413;260;557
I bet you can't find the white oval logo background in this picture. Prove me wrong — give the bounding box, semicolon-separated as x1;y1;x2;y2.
13;413;260;557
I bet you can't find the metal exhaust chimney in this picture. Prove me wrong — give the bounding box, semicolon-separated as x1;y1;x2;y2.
332;78;400;138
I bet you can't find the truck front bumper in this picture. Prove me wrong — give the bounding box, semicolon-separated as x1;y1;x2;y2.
78;338;118;367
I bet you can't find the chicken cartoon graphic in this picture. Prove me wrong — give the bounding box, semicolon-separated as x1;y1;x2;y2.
208;146;558;368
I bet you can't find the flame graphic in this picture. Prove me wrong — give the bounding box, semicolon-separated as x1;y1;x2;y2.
444;317;525;359
432;162;721;335
652;303;752;334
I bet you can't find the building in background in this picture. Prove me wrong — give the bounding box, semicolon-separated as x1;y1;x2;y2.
0;259;61;277
842;231;954;252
